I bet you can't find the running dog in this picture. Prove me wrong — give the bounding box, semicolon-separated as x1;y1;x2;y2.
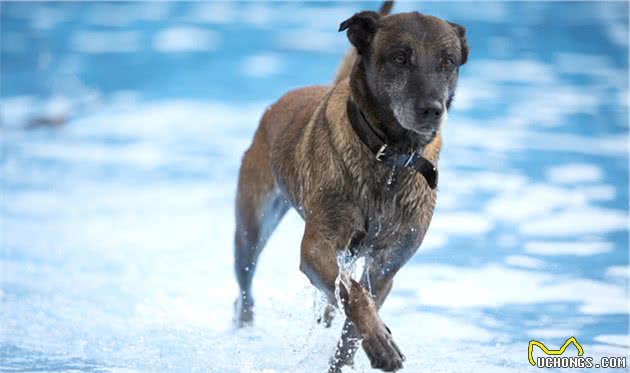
233;2;468;371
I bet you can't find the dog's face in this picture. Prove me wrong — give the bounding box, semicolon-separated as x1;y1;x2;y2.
340;11;468;145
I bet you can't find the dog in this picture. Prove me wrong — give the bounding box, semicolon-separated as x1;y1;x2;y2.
233;2;468;371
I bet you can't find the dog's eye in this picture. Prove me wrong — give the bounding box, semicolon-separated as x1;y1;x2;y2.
441;57;455;70
393;53;407;65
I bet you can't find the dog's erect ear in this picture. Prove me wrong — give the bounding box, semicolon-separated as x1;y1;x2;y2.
339;11;381;54
448;21;469;65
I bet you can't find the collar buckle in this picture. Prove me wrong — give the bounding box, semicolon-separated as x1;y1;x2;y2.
375;144;388;161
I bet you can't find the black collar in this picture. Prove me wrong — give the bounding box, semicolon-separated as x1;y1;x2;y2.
347;98;438;189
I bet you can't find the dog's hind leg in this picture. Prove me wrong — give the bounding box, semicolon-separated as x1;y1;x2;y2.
317;303;336;328
233;131;289;328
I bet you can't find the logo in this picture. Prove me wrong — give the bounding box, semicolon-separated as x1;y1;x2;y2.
528;337;584;366
528;337;627;369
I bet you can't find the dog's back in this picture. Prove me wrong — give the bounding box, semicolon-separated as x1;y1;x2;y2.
259;86;328;148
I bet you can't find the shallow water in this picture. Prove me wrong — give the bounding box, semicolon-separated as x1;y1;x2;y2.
1;2;629;372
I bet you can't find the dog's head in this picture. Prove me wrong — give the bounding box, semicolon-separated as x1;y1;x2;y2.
340;11;468;145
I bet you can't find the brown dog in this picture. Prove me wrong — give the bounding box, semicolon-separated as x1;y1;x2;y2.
233;3;468;372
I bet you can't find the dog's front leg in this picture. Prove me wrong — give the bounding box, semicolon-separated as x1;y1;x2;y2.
330;242;419;372
299;223;405;372
330;276;394;372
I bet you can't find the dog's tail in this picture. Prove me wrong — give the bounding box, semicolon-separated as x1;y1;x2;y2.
333;0;394;84
379;0;394;16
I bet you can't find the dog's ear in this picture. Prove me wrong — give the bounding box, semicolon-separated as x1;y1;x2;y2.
339;11;380;54
448;21;469;65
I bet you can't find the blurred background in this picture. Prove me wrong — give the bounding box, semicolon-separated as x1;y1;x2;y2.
1;1;628;372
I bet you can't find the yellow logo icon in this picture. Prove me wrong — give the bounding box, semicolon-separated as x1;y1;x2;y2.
528;337;584;366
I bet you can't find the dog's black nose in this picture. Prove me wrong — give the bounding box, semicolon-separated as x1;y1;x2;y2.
419;101;443;119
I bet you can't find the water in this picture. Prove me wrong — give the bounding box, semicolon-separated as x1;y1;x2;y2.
1;2;628;372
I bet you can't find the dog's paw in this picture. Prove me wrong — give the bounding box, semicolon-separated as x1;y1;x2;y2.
233;296;254;328
361;322;405;372
317;303;335;328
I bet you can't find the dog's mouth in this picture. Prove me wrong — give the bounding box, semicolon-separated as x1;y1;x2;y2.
409;125;438;146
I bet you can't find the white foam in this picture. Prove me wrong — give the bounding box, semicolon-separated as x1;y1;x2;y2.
153;27;218;53
486;184;588;222
605;266;629;280
42;95;73;120
555;52;621;80
547;163;603;184
470;59;556;84
586;343;630;357
446;171;528;194
524;241;613;256
384;307;494;342
453;77;500;111
505;255;545;269
520;207;627;236
594;335;630;347
241;53;283;77
109;91;141;110
420;231;447;251
449;120;628;157
396;264;628;315
527;328;579;338
22;142;166;169
0;95;35;127
580;185;616;201
507;85;600;127
275;29;345;52
71;99;266;140
430;211;494;235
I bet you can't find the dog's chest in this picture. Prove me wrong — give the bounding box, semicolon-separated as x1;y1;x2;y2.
354;167;436;251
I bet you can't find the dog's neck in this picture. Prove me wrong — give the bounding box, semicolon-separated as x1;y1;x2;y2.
347;73;438;189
